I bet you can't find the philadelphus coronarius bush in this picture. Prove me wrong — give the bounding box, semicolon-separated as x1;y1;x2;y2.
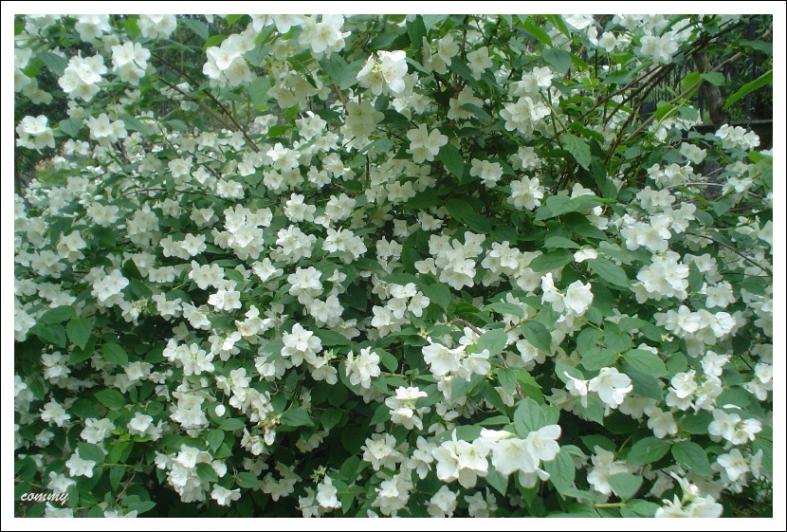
13;13;773;519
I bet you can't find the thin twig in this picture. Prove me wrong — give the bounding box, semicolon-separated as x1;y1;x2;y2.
685;231;772;275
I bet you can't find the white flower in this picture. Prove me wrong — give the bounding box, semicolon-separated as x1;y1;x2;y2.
640;34;679;64
92;269;129;304
466;46;493;77
58;54;107;101
490;437;535;476
716;448;748;482
138;15;177;39
524;424;561;463
432;436;489;488
588;367;633;408
41;399;70;427
81;417;115;444
315;477;341;510
501;96;549;137
211;485;241;506
357;50;408;95
564;14;594;31
470;159;503;188
670;370;697;399
573;248;598;263
65;451;96;478
281;323;323;367
127;413;154;436
645;407;678;438
346;348;381;389
564;281;594;315
111;42;150;84
299;15;348;55
427;485;457;517
509;177;544;210
406;124;447;163
207;288;242;311
564;372;589;407
587;446;630;495
422;341;462;377
680;142;707;165
385;386;428;430
16;115;55;150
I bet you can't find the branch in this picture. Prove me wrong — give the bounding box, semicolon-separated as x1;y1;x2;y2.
685;231;772;275
153;52;259;151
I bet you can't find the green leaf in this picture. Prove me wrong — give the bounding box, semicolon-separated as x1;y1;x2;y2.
249;77;271;107
40;306;75;324
460;103;493;124
321;409;343;431
671;441;711;477
377;349;399;372
513;397;548;435
124;495;155;515
315;329;351;347
77;442;105;464
627;436;671;466
608;473;643;500
537;195;604;220
38;52;67;76
196;462;219;483
58;118;83;138
438;144;465;181
521;320;552;353
31;323;67;348
626;368;663;401
95;389;126;410
529;250;573;272
576;327;603;355
545;236;580;249
701;72;725;87
370;403;391;425
422;15;448;31
183;18;209;40
66;318;92;350
407;15;427;51
623;349;667;378
543;48;572;75
236;472;260;489
320;55;364;90
485;301;524;318
679;411;712;434
121;115;149;135
423;282;452;309
281;406;314;428
486;467;509;495
545;447;576;494
560;133;591;170
547;15;571;38
516;368;544;402
101;343;129;366
581;348;618;372
588;258;630;289
724;69;772;111
476;328;508;356
449;57;476;84
206;428;224;452
620;499;660;517
521;16;553;46
109;466;125;492
220;418;246;431
445;198;491;233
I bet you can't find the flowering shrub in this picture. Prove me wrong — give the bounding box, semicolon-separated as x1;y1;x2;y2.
13;13;773;518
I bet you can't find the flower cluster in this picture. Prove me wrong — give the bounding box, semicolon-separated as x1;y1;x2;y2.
12;13;773;520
